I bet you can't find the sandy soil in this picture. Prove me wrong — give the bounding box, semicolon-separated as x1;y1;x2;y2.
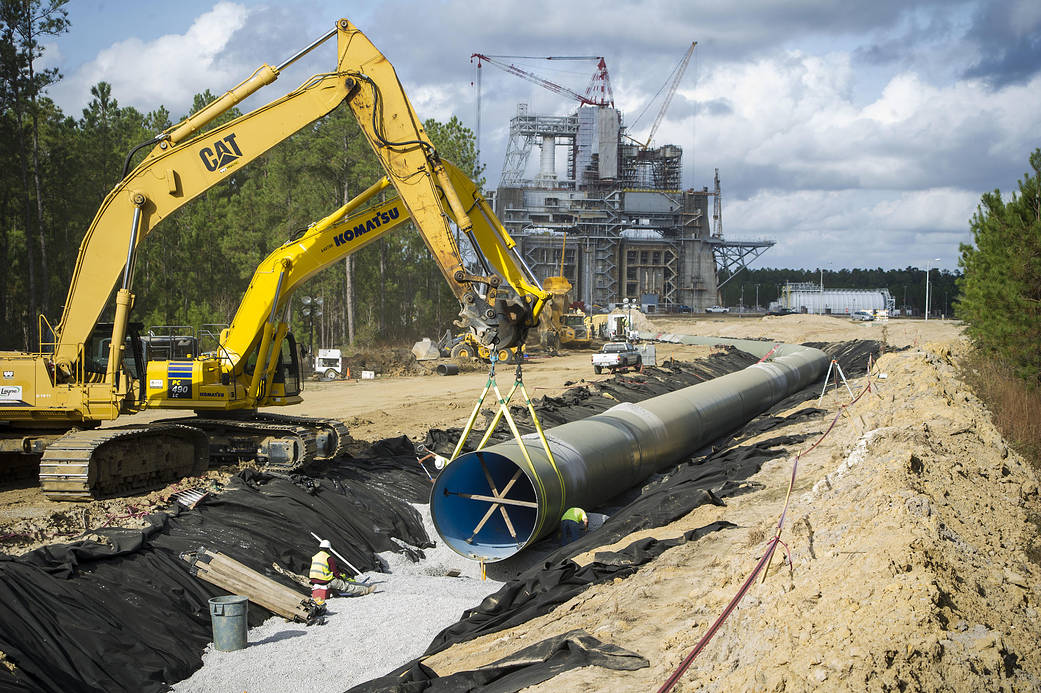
649;312;955;349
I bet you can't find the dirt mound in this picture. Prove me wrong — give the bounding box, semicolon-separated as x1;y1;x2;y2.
342;348;428;377
0;470;235;556
606;308;653;332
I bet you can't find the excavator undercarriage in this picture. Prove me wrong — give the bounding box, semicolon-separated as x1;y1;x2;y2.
28;413;351;501
39;424;208;501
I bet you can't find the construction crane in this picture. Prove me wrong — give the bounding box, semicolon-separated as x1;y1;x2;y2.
471;54;614;107
470;54;614;163
627;41;696;150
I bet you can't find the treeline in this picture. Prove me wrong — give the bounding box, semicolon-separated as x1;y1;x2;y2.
0;0;482;353
718;266;961;315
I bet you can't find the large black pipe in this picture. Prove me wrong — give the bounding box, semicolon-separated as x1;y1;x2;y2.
430;336;828;562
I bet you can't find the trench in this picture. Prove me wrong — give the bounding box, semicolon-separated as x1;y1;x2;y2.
0;339;881;693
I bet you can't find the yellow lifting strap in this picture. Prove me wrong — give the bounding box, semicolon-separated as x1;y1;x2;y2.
447;352;565;508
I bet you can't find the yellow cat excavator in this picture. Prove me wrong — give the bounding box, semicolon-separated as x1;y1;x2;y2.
0;19;548;500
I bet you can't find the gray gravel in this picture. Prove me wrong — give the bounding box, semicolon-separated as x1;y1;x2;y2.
171;504;502;693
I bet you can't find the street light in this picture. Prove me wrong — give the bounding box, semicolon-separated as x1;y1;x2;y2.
301;295;323;357
924;258;940;321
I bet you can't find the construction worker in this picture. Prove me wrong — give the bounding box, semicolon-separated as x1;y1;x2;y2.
560;507;589;546
309;539;374;605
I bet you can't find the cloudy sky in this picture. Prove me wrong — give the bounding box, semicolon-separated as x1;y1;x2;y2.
42;0;1041;271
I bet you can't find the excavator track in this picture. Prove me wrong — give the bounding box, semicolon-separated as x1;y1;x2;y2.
165;416;319;473
39;424;209;502
239;413;351;461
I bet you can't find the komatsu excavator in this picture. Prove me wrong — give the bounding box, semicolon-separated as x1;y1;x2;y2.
0;19;549;500
140;160;545;472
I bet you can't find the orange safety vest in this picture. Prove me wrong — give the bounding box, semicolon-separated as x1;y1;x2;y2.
309;550;334;582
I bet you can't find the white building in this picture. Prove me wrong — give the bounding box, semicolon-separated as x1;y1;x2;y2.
773;282;895;315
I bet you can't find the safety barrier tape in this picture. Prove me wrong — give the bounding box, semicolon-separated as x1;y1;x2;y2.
658;366;874;692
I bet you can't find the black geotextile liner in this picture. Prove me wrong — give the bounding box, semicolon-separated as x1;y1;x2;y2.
0;453;434;693
304;436;436;504
348;629;648;693
544;430;818;565
803;339;892;376
420;521;733;654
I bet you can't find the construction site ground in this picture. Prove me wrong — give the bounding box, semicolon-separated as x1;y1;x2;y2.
4;313;1040;691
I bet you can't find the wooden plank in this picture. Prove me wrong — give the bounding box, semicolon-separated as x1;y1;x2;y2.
195;568;307;621
187;550;311;621
446;491;537;509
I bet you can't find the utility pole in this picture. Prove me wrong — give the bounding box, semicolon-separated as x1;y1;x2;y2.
924;258;939;321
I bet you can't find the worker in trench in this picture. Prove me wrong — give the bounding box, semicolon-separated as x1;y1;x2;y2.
309;539;375;605
560;507;589;545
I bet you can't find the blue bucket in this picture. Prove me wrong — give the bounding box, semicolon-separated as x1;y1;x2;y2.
208;595;248;651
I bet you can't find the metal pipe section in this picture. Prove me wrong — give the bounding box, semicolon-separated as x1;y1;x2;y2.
430;335;827;561
436;363;460;376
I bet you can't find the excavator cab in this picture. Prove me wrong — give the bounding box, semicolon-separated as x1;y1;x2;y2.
238;331;302;399
271;333;302;398
82;322;146;384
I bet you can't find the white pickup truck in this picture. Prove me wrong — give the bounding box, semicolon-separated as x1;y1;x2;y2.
592;342;642;374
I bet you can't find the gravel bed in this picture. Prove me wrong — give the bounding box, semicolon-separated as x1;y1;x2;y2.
171;504;501;692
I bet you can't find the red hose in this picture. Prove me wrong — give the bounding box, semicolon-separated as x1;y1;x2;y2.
658;372;874;691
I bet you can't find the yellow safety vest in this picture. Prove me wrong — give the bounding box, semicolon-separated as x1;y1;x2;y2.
561;507;587;524
309;550;333;582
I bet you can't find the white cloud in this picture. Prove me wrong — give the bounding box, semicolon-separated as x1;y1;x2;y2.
725;187;978;268
37;42;63;72
44;0;1037;271
660;50;1041;194
49;2;252;115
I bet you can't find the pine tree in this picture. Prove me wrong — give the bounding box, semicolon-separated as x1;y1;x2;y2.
957;149;1041;384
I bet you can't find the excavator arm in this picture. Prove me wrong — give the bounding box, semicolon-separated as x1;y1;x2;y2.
53;18;541;384
214;161;548;404
332;21;540;349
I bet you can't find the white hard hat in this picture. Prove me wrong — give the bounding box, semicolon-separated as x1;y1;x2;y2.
319;539;332;549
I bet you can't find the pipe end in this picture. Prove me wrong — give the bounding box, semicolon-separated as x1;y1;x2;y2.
430;450;539;562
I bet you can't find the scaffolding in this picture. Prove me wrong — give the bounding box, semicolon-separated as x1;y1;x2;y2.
494;102;773;310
